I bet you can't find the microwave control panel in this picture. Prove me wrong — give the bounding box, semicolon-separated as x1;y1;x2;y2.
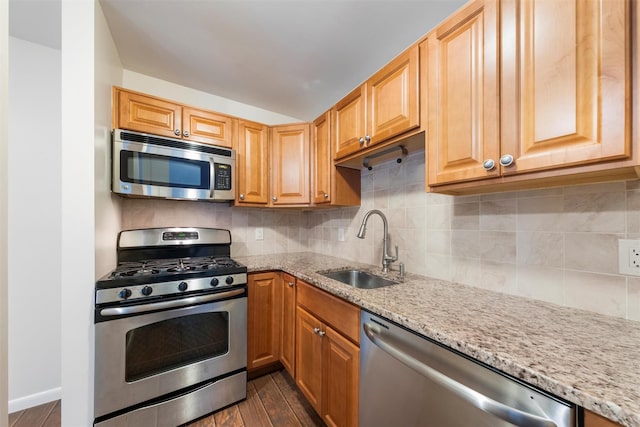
214;163;232;191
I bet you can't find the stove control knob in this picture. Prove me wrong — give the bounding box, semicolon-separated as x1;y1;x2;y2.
119;288;132;300
225;276;234;285
178;282;188;291
210;278;219;287
141;286;153;296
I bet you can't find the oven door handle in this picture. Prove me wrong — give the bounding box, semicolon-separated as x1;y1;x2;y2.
100;288;245;317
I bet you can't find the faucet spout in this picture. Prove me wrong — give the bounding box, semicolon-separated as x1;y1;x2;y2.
356;209;398;273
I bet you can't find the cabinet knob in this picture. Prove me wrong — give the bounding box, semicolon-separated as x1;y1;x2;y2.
359;137;365;145
318;330;326;337
323;193;329;199
364;135;371;142
482;159;496;171
183;130;190;137
272;196;277;202
288;281;294;287
174;129;181;136
239;193;245;200
499;154;514;167
313;327;321;335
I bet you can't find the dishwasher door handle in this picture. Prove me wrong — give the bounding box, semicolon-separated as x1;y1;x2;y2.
363;323;557;427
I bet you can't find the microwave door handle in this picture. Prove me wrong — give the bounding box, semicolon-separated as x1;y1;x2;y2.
209;159;215;199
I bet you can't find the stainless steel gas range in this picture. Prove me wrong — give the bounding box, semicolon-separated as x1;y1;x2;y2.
93;227;247;427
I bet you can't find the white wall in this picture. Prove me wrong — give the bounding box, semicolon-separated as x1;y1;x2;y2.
7;37;62;412
95;1;123;279
122;70;302;125
0;0;9;423
61;0;95;424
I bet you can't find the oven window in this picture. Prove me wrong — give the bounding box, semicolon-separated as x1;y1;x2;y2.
125;312;229;382
121;151;210;189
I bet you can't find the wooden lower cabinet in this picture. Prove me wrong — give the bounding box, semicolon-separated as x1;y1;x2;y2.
296;306;325;413
295;280;360;427
584;409;623;427
280;273;297;376
323;325;359;427
247;272;282;371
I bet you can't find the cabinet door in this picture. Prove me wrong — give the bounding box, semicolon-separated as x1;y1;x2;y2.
313;111;332;204
501;0;631;175
426;0;500;185
117;90;182;138
322;326;359;427
270;123;310;205
280;273;297;376
296;306;324;414
247;272;281;370
584;409;623;427
367;45;419;147
333;85;366;160
235;120;269;205
183;107;233;148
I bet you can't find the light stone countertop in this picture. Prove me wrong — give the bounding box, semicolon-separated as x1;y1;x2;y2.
235;252;640;427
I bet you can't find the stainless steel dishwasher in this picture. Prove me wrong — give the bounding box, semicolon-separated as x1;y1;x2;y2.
359;311;575;427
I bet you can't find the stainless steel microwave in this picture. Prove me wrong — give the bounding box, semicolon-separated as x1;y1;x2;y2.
112;129;235;201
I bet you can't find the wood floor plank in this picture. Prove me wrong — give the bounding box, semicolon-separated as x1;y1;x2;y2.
271;371;325;427
8;410;24;427
42;401;61;427
188;413;217;427
252;374;302;426
213;405;244;427
11;401;56;427
237;382;273;427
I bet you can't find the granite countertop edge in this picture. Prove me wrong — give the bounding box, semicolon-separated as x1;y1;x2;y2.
236;252;640;427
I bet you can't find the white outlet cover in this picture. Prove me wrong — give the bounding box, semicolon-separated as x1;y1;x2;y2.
338;227;345;242
255;227;264;241
618;239;640;276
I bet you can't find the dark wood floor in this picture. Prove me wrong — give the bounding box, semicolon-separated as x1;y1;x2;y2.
8;400;60;427
8;370;324;427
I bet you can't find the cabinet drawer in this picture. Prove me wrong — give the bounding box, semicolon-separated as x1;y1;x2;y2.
297;280;359;343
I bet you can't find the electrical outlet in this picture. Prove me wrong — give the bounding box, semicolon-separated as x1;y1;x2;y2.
338;227;345;242
255;227;264;241
618;239;640;276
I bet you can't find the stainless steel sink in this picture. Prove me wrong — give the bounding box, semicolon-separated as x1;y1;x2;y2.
319;269;398;289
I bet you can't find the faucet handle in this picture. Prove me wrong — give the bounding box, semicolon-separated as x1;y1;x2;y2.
394;245;399;261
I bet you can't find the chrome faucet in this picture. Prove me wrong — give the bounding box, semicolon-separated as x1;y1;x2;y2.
357;209;398;273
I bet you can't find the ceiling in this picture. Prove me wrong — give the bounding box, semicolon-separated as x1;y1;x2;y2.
10;0;466;121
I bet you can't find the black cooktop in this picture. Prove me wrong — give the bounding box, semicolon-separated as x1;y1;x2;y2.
96;256;247;289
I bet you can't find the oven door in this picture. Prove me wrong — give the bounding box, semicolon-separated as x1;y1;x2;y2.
94;289;247;419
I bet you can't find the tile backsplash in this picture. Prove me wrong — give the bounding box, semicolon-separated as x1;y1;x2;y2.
121;151;640;322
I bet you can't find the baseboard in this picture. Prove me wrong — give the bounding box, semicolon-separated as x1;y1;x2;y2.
8;387;61;413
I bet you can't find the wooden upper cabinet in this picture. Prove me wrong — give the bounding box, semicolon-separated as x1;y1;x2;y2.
367;45;419;147
117;90;182;139
183;107;233;148
500;0;631;175
313;111;332;204
333;85;367;160
114;87;234;147
270;123;311;206
235;120;269;205
427;0;632;191
333;45;419;162
427;0;500;185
